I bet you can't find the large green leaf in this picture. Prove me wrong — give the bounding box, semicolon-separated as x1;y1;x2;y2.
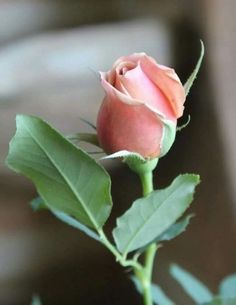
155;214;193;243
52;210;100;241
113;174;200;254
6;115;112;230
219;274;236;298
137;214;193;254
170;264;213;303
30;196;100;241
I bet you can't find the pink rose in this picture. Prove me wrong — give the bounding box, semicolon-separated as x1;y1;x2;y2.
97;53;186;159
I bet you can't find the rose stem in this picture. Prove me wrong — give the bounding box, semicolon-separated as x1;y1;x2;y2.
134;169;158;305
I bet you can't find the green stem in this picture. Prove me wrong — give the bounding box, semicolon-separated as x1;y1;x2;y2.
139;171;153;197
145;243;158;281
135;243;157;305
135;167;157;305
99;158;158;305
98;229;142;271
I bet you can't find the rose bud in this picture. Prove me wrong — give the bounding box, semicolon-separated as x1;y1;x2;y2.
97;53;186;159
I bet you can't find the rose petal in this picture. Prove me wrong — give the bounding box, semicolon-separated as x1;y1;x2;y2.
97;94;163;158
116;63;176;120
112;53;145;70
140;55;186;118
100;74;142;106
100;71;166;119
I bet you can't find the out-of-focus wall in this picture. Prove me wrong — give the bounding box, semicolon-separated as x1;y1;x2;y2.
205;0;236;214
0;1;236;305
0;0;121;45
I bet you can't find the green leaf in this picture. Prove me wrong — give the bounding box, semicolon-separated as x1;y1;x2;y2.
151;283;176;305
52;210;100;241
30;196;47;211
156;214;194;242
6;115;112;230
113;174;200;254
184;40;205;96
170;264;213;303
131;276;175;305
30;196;100;241
31;295;42;305
202;297;236;305
137;214;193;254
219;274;236;298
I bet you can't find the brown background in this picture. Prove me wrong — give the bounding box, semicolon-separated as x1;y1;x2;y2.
0;1;235;304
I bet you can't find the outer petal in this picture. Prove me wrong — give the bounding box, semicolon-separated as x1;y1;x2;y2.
116;63;175;120
140;55;186;118
96;95;163;158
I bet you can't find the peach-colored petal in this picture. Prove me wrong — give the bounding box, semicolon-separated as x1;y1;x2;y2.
140;55;186;118
100;71;166;120
115;61;136;76
97;53;184;158
97;95;163;158
100;75;142;106
116;63;175;120
112;53;145;70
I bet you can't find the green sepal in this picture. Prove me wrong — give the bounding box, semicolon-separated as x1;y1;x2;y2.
101;150;145;162
103;151;158;179
184;40;205;96
125;157;158;176
79;117;96;130
68;133;100;147
159;119;176;158
177;115;191;132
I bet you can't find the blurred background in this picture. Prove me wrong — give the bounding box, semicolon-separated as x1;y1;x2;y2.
0;0;236;304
